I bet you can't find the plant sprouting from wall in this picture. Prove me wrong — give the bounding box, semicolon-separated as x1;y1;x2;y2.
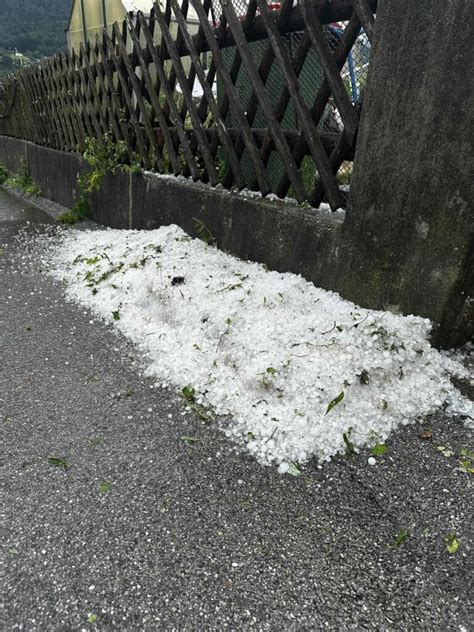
0;164;9;185
2;160;41;196
58;134;141;224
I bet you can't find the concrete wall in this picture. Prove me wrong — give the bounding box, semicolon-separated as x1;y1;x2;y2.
93;170;343;287
0;135;342;299
0;137;86;209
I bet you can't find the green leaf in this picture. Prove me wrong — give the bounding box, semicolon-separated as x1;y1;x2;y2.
48;457;68;470
343;429;355;456
393;529;409;546
180;435;199;443
85;256;100;265
112;310;120;321
437;446;454;458
193;217;216;246
371;443;388;457
182;385;195;402
89;436;103;448
457;448;474;473
0;248;5;256
99;482;112;493
461;465;474;474
445;533;459;554
266;367;277;376
87;613;98;624
189;403;213;422
288;462;301;476
325;391;345;415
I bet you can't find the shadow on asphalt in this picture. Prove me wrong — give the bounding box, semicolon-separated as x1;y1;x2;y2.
0;187;56;228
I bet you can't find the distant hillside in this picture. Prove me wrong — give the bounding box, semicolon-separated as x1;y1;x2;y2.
0;0;71;75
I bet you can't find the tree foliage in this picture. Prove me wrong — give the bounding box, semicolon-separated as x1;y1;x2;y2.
0;0;70;76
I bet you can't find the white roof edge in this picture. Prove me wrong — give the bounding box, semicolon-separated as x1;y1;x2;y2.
121;0;154;14
121;0;199;20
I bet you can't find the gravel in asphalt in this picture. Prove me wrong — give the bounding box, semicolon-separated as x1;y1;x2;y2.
1;188;473;631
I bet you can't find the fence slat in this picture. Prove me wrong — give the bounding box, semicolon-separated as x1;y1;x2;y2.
39;62;64;148
258;1;344;209
352;0;376;43
70;48;96;141
309;98;363;206
29;68;54;146
276;13;361;199
301;0;360;141
60;52;88;151
125;14;181;174
177;0;217;146
137;10;201;178
103;27;151;169
222;36;276;190
252;32;311;192
49;57;76;149
85;46;120;148
153;1;219;183
93;36;135;160
159;0;182;123
49;56;77;150
20;71;44;144
169;0;246;187
190;0;271;193
80;44;110;142
77;44;105;140
221;0;308;201
112;22;163;171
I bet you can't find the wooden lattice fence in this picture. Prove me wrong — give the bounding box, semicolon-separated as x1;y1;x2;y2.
0;0;377;210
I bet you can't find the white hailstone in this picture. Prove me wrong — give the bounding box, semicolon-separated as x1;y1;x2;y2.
368;457;377;466
44;224;473;470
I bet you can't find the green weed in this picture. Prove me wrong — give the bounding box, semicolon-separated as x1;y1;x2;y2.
342;427;355;456
193;217;216;246
325;391;345;415
445;532;459;554
4;160;41;196
0;164;9;184
58;133;141;224
48;456;68;470
393;529;409;547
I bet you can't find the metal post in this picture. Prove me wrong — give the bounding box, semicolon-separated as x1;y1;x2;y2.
347;51;359;102
79;0;87;43
102;0;108;29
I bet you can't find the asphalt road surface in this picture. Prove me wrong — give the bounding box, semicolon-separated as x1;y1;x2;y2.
1;187;473;631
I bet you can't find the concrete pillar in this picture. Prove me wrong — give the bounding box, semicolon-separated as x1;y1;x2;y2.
334;0;473;347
